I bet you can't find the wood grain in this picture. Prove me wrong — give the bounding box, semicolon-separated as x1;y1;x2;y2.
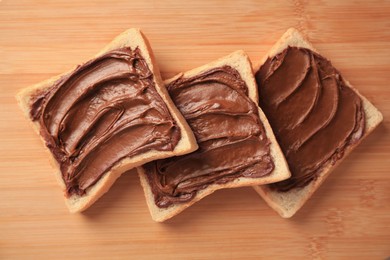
1;0;389;259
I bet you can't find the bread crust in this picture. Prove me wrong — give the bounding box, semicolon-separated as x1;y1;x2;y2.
138;50;291;222
15;28;198;213
253;28;384;218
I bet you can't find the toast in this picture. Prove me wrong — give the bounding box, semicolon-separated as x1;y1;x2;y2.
16;28;198;213
138;50;290;222
253;28;383;218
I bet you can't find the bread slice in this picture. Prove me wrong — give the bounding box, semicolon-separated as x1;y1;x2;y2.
253;28;383;218
15;28;198;213
138;50;291;222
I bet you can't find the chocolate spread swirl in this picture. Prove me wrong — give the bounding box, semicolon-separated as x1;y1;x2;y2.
255;46;365;192
144;66;275;208
30;47;181;196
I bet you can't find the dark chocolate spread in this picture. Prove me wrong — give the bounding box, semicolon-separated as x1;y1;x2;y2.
255;46;365;191
30;47;181;196
144;66;275;208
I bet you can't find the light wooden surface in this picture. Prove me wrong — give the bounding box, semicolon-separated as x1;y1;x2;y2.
1;0;389;259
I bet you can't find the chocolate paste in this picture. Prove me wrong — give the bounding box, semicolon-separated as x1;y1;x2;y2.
30;47;181;196
145;66;274;208
255;46;365;191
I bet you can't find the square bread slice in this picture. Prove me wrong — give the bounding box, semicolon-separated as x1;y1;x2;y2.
253;28;383;218
138;50;291;222
16;28;198;213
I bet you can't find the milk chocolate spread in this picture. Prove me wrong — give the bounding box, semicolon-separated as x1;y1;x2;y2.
30;47;181;196
144;66;275;208
256;46;365;192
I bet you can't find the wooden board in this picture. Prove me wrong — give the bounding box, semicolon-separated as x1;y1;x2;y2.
1;0;389;258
